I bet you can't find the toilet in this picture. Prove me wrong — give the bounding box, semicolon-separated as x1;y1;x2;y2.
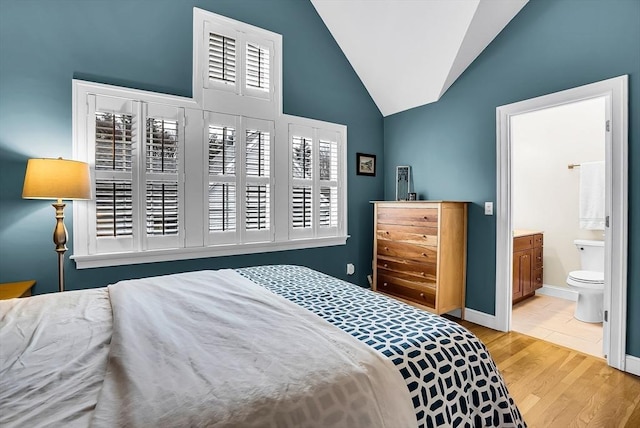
566;239;604;323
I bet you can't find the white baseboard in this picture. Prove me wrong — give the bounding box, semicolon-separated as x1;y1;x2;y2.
463;308;502;331
536;284;578;301
445;307;502;331
625;354;640;376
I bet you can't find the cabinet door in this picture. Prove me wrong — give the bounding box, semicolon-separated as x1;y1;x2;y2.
512;251;523;300
520;249;533;296
513;249;533;300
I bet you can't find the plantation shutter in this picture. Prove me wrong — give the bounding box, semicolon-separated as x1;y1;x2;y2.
207;31;236;89
318;136;339;232
244;118;273;242
95;180;133;237
142;104;185;250
94;112;133;239
290;126;314;238
292;186;313;229
288;125;343;240
246;42;269;91
206;112;238;245
90;95;138;254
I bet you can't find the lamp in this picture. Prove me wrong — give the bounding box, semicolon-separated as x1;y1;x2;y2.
22;158;91;292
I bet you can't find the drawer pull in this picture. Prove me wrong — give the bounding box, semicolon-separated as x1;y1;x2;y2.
422;235;427;238
382;282;388;287
383;263;388;268
421;272;425;276
420;292;425;298
422;252;427;257
385;246;389;251
385;231;390;235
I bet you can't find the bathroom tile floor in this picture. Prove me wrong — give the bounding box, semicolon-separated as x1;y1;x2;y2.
512;294;603;358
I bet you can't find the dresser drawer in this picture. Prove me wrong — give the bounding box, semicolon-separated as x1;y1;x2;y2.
377;224;438;246
514;235;534;252
533;268;543;289
377;257;437;281
377;268;436;286
377;240;437;263
377;274;436;308
534;234;543;247
533;247;543;269
377;207;438;227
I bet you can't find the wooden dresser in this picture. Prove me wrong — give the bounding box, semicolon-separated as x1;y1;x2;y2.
372;201;468;318
512;230;544;303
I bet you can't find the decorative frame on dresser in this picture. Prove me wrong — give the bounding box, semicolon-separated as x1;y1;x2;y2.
372;201;468;319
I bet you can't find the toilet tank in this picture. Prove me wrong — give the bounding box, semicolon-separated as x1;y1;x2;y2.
574;239;605;272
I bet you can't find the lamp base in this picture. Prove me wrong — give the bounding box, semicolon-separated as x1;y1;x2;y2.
53;201;67;292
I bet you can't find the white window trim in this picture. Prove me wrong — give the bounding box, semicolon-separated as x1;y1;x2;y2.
73;236;348;269
278;115;347;242
72;9;346;270
192;7;281;120
72;86;347;269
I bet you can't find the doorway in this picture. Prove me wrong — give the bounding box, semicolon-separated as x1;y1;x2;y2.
510;97;605;358
495;75;628;370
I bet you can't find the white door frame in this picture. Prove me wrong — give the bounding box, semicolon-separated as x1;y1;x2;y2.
495;75;628;370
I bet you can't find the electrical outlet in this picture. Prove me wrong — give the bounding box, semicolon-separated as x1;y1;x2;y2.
346;263;355;275
484;202;493;215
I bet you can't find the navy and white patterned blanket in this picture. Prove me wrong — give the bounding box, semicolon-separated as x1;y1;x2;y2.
237;265;526;428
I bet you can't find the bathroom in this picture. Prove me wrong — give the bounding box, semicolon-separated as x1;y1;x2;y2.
510;96;606;358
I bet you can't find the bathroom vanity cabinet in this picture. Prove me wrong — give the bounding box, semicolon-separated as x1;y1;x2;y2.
513;230;544;303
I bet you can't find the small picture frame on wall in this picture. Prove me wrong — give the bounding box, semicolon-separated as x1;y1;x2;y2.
356;153;376;176
396;165;411;201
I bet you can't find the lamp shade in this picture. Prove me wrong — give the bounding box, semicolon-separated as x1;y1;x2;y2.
22;158;92;200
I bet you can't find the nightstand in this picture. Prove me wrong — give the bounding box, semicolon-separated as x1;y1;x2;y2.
0;280;36;300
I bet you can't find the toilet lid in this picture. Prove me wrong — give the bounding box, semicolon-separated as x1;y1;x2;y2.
568;270;604;284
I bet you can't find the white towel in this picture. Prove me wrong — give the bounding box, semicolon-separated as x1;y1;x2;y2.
579;161;605;230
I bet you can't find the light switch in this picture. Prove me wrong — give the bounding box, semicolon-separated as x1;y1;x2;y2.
484;202;494;216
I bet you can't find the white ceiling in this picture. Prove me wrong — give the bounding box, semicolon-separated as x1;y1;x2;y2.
311;0;529;117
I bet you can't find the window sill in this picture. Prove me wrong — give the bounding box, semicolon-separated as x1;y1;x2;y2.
72;236;349;269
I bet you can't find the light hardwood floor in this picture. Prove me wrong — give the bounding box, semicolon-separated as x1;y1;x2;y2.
455;318;640;427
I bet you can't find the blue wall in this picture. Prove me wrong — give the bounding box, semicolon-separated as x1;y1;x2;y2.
384;0;640;357
0;0;383;291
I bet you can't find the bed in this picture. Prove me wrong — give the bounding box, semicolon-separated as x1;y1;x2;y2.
0;265;525;427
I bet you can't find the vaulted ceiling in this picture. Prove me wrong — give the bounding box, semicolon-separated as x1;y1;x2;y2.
311;0;529;116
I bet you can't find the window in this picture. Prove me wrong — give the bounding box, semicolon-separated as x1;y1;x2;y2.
246;42;270;92
72;9;346;269
206;113;238;243
245;124;271;233
94;111;133;239
204;114;274;246
197;10;279;118
289;124;343;239
142;102;184;250
208;33;236;86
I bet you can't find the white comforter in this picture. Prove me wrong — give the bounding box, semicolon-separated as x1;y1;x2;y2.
0;288;112;426
1;270;415;427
